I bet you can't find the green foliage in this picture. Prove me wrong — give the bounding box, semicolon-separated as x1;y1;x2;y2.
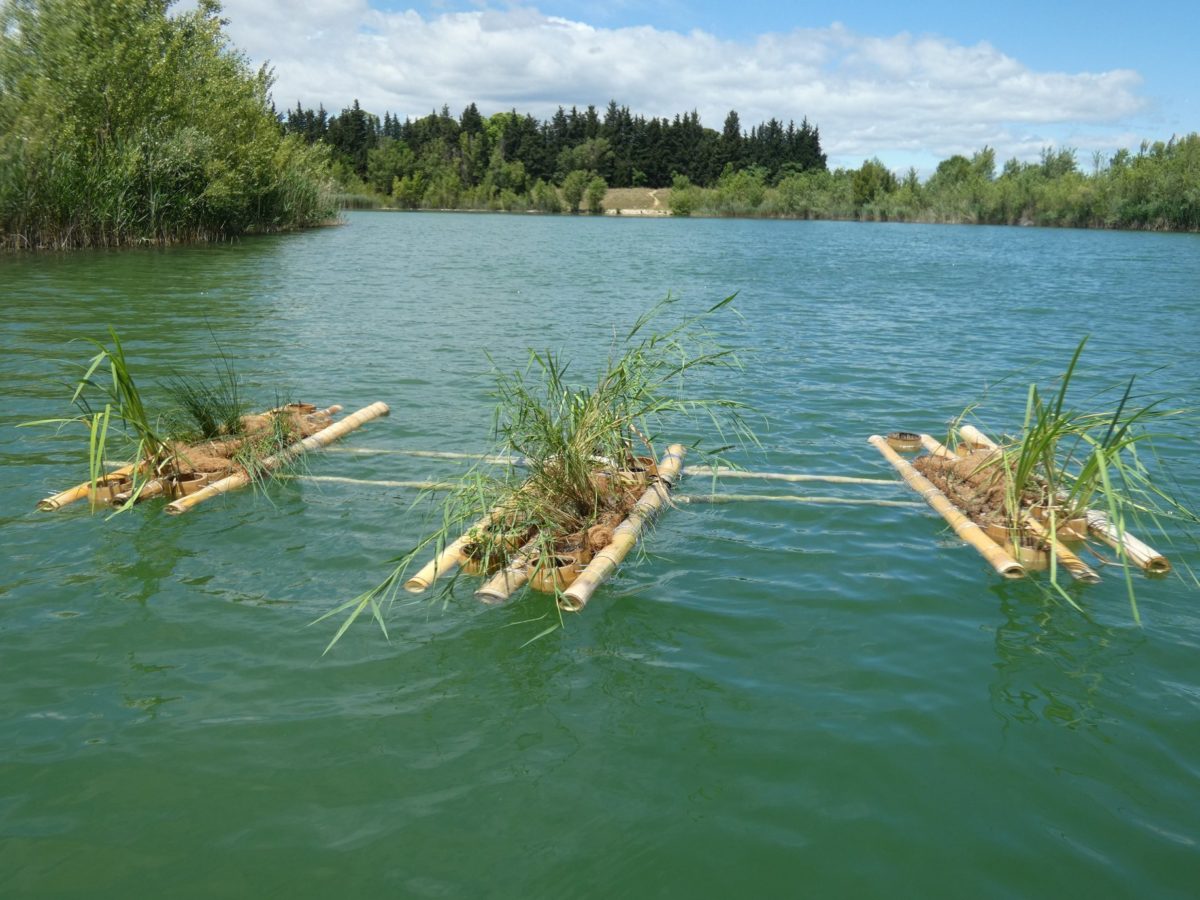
161;351;245;442
0;0;337;250
669;174;697;216
561;169;589;213
641;136;1199;231
529;179;563;214
851;158;899;209
286;98;827;207
22;328;173;507
584;175;607;214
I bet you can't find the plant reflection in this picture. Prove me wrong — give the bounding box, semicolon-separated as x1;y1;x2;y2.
988;584;1143;732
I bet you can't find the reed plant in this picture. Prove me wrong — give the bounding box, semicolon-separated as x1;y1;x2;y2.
318;294;757;651
961;339;1198;619
161;350;246;442
26;330;307;511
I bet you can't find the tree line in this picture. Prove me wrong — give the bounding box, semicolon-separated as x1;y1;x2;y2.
282;100;827;212
667;138;1200;231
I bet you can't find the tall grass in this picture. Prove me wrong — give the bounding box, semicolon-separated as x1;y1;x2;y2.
161;347;246;441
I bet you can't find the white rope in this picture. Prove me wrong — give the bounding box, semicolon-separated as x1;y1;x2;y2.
321;449;896;486
282;474;919;507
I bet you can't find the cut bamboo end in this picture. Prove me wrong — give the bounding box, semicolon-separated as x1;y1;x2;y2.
1023;517;1100;583
404;535;473;594
474;538;538;604
868;435;1025;579
37;461;143;511
956;424;1000;451
164;402;389;515
1085;510;1171;574
559;444;687;612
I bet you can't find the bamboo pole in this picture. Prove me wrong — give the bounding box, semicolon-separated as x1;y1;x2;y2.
278;475;921;508
1085;510;1171;574
919;434;957;459
474;538;539;605
37;460;143;511
283;475;455;491
164;402;389;515
868;435;1025;579
957;424;1000;451
559;444;687;612
675;493;923;508
404;510;499;594
1023;516;1101;583
683;465;893;486
325;448;523;465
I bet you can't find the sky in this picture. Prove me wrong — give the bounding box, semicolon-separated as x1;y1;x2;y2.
212;0;1197;172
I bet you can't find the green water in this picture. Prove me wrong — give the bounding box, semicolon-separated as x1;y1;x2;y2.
2;213;1199;897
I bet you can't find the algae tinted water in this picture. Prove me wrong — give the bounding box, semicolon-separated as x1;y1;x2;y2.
2;214;1199;897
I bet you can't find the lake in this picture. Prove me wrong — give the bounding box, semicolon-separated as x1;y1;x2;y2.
2;212;1199;897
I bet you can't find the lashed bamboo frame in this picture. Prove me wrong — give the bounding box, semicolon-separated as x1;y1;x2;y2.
868;434;1025;579
559;444;687;611
164;402;390;515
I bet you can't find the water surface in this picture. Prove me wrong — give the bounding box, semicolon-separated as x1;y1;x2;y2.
2;213;1199;897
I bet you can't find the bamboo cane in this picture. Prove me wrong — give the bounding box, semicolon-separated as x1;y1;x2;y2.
474;538;539;605
284;475;455;491
164;402;389;515
868;435;1025;579
919;434;957;459
1085;510;1171;574
559;444;687;612
37;460;144;511
957;424;1000;451
404;510;499;594
1023;516;1101;583
675;493;923;508
683;466;893;486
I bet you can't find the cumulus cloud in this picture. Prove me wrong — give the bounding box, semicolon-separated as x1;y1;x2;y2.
215;1;1147;167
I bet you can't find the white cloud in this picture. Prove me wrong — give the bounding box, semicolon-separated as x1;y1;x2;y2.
215;2;1147;169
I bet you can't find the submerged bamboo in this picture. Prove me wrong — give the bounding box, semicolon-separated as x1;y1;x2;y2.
868;435;1025;579
559;444;687;612
1085;510;1171;574
164;402;390;515
1023;517;1101;583
37;460;143;511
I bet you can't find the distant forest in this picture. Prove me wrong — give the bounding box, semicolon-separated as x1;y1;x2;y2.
282;99;826;211
283;98;1198;231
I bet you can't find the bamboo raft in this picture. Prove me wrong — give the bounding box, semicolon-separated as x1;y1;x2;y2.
870;427;1171;581
405;444;687;610
38;402;389;515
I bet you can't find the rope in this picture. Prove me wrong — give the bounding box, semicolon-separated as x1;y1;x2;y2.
282;474;920;507
322;449;896;486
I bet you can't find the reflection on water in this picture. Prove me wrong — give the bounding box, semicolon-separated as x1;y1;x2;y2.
988;587;1143;732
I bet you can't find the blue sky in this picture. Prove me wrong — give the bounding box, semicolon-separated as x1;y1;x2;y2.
219;0;1196;172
